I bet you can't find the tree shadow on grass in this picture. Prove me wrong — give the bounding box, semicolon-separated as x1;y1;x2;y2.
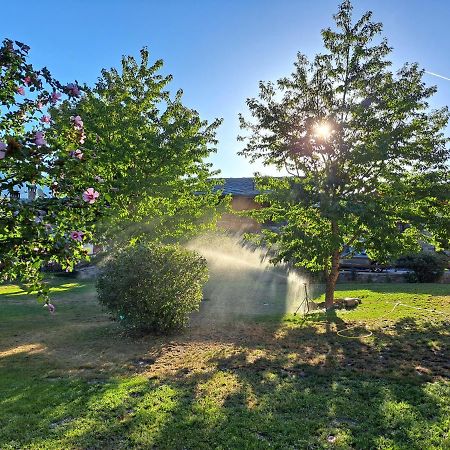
139;313;449;449
2;321;448;449
0;290;449;449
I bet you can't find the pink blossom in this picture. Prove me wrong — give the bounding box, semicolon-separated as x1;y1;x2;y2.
73;149;83;159
70;115;84;130
44;302;55;314
34;131;47;147
67;83;80;97
0;150;5;159
24;76;32;85
16;86;25;95
70;230;84;241
82;187;100;204
50;92;61;104
79;131;86;144
40;115;51;124
37;101;44;110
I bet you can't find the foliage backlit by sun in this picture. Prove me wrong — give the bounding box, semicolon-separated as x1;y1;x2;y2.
314;122;332;139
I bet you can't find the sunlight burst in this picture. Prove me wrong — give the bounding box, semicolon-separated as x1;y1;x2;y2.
314;122;332;139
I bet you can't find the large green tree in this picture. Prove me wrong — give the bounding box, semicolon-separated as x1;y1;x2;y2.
239;1;449;308
52;48;224;248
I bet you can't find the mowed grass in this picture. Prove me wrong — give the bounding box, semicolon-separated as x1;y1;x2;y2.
0;280;449;449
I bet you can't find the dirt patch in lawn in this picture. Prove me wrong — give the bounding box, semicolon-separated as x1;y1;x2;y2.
1;281;449;385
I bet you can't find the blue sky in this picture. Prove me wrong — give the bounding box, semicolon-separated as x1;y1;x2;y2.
2;0;449;177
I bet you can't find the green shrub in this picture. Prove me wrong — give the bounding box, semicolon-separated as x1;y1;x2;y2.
97;243;208;333
396;252;447;283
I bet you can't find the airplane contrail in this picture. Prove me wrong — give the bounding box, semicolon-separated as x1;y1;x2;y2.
425;71;450;81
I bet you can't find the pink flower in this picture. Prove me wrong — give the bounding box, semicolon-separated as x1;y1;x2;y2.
70;230;84;241
44;302;55;314
70;115;84;130
0;151;5;159
34;131;47;147
82;187;100;204
16;86;25;95
79;131;86;144
24;76;32;85
50;92;61;104
67;83;80;97
40;115;51;124
73;149;83;159
37;101;44;110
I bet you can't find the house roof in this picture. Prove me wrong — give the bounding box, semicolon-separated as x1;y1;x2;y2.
213;177;259;196
10;178;260;200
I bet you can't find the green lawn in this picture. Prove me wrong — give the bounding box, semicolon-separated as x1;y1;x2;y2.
0;280;449;449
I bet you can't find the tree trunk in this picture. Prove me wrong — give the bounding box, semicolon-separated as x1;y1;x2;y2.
325;248;340;309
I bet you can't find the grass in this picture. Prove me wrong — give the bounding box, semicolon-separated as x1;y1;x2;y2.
0;280;449;449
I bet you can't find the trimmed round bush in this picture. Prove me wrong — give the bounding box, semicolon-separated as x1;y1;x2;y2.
97;243;208;332
396;252;447;283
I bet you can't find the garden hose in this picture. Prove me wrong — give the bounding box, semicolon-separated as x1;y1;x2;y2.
305;301;449;340
336;324;373;339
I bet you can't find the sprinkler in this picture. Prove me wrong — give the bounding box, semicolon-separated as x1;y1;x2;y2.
293;283;310;316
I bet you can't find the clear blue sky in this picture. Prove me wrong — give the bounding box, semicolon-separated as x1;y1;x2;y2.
3;0;449;177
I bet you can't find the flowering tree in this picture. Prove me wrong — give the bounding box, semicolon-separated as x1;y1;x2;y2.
0;39;103;301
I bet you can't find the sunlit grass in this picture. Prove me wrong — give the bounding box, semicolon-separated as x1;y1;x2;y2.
0;280;91;299
285;283;450;323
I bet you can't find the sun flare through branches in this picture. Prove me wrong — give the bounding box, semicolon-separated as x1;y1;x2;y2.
313;121;333;140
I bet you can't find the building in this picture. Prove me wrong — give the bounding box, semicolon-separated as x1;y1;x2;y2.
214;177;262;233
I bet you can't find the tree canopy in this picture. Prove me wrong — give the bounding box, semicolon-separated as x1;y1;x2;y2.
52;48;224;249
1;42;224;301
239;1;449;307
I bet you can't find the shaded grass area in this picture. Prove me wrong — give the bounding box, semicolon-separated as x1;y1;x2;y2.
0;280;449;449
